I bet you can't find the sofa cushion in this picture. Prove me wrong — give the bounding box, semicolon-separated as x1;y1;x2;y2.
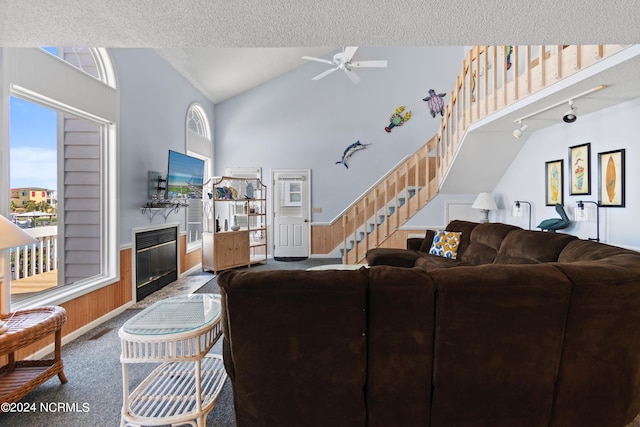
366;248;424;267
218;269;369;427
428;230;462;259
558;238;638;262
458;222;521;265
418;220;479;254
549;259;640;426
494;230;578;264
414;254;468;270
428;264;572;426
417;229;437;251
367;266;436;426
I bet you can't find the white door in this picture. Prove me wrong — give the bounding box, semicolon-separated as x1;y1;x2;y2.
272;169;310;259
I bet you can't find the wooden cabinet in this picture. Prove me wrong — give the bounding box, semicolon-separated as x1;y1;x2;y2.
202;176;267;273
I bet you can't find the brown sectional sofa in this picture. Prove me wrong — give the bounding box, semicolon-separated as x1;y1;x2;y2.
218;221;640;427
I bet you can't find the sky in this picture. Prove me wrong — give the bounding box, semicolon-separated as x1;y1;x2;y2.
9;96;58;191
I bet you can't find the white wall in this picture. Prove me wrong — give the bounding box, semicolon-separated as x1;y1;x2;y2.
110;49;214;245
494;97;640;250
214;46;465;223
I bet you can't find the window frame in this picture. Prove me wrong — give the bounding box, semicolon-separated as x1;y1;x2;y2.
3;48;118;311
185;103;212;253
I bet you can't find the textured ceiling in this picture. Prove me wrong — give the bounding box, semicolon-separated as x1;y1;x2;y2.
1;0;640;47
2;0;640;103
2;1;640;194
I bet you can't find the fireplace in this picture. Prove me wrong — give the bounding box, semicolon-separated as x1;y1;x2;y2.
135;226;178;301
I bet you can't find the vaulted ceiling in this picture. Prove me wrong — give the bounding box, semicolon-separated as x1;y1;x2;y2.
3;1;640;194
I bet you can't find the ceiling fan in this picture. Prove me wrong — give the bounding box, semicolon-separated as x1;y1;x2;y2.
302;47;388;84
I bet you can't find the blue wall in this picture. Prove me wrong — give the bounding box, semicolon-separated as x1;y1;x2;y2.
214;46;465;223
110;49;214;245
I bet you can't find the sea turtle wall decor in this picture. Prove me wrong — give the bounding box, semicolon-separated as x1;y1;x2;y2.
422;89;447;117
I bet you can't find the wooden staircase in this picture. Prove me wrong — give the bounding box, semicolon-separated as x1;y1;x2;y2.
317;44;626;264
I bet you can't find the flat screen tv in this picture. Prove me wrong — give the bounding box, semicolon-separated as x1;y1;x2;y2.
166;150;205;199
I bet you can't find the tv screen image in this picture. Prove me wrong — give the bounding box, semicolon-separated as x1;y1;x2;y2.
166;150;205;199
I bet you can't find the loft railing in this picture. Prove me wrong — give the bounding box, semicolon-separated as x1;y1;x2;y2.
329;44;624;264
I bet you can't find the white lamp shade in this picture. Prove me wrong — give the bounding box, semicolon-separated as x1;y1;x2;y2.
472;193;498;211
0;215;38;250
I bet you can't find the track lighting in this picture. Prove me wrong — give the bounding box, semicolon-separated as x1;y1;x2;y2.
512;120;528;139
563;100;577;123
511;84;605;138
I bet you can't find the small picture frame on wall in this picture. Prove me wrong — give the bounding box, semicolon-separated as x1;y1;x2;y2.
569;143;591;195
545;159;564;206
598;149;625;207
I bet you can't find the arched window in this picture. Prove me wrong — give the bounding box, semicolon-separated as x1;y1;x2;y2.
40;47;116;88
4;47;118;309
185;103;212;250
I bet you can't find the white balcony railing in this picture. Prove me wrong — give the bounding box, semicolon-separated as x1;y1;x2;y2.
9;225;58;284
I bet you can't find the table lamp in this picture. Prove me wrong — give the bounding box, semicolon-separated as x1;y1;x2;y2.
0;214;38;330
472;192;498;223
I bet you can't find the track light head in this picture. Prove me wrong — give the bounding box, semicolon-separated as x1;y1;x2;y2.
563;100;577;123
512;121;528;139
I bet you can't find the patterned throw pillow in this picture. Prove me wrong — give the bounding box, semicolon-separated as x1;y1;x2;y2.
429;231;462;259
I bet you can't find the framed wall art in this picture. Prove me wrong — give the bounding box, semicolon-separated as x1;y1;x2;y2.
545;159;564;206
598;149;625;207
569;143;591;195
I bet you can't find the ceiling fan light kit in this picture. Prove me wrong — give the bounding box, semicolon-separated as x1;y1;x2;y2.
303;46;388;84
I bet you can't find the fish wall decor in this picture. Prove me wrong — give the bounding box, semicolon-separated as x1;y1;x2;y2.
336;140;371;169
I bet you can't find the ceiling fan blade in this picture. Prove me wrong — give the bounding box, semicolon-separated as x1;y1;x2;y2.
312;67;339;80
343;46;358;61
344;69;362;84
302;56;334;65
350;60;388;68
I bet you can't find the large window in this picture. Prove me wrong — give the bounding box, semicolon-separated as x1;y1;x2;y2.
186;103;212;251
3;48;118;309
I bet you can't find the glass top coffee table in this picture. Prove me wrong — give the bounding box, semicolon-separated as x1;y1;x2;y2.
119;294;227;427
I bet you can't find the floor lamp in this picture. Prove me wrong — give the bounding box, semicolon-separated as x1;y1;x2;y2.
0;215;38;331
512;200;532;230
575;200;600;242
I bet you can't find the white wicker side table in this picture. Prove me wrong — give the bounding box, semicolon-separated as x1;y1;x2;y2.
118;294;227;427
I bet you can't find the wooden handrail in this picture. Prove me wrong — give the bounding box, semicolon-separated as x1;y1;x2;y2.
325;44;624;263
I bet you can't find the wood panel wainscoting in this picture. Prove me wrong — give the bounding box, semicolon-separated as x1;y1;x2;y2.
179;233;202;274
311;224;426;257
0;248;133;364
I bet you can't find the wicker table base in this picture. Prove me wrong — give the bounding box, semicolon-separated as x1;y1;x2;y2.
0;306;68;403
119;294;226;427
